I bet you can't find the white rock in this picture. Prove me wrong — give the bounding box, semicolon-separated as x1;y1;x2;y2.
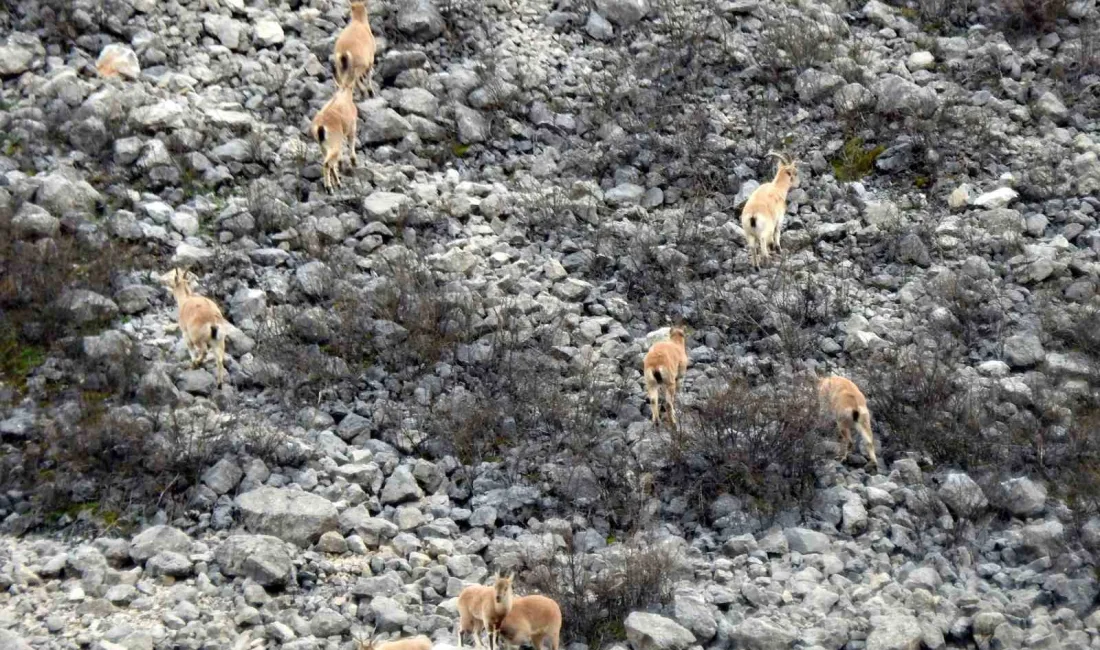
906;51;934;71
253;18;285;47
96;44;141;79
948;183;971;209
972;187;1018;209
0;34;40;77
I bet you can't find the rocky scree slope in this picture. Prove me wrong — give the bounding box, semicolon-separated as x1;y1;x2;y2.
2;0;1100;648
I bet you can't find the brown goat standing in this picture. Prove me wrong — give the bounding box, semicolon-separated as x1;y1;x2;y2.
818;375;879;470
334;1;377;96
496;595;562;650
741;152;799;269
456;573;513;650
160;268;229;387
311;85;359;192
643;326;689;427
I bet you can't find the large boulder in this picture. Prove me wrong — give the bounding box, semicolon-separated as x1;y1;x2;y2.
34;170;102;216
381;466;425;505
730;617;797;650
1020;520;1064;557
397;0;444;40
672;590;717;641
0;629;32;650
872;74;939;117
215;534;295;586
997;477;1047;518
625;612;696;650
784;527;830;554
866;612;923;650
937;473;987;518
235;487;339;547
595;0;649;25
129;525;192;563
1003;333;1044;369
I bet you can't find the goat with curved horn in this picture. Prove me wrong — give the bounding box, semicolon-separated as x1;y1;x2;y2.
741;151;800;268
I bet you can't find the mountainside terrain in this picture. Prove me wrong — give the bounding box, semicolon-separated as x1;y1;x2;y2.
2;0;1100;648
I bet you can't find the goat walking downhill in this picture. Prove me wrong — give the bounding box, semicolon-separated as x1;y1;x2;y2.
456;573;514;650
818;375;879;470
496;595;562;650
741;152;799;269
643;326;689;427
160;268;229;387
334;1;378;96
311;85;359;192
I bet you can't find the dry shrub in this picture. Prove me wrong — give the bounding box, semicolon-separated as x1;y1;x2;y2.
730;271;850;366
1060;399;1100;529
369;258;481;369
255;248;481;403
0;210;155;393
930;270;1008;350
665;377;821;516
863;339;991;469
520;532;682;648
253;307;356;404
248;178;294;235
1043;299;1100;368
758;6;845;76
999;0;1068;31
10;401;300;529
424;328;645;524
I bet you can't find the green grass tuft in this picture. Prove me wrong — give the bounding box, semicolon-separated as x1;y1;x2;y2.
831;137;886;182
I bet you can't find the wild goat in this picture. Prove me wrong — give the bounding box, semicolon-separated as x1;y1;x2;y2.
643;326;689;427
456;573;514;650
159;268;229;387
496;595;562;650
334;1;377;96
741;152;799;269
355;636;432;650
818;375;879;470
311;85;358;192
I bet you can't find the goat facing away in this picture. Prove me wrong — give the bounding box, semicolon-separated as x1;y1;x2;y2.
496;594;562;650
159;268;229;387
354;635;431;650
818;374;879;470
456;573;514;650
740;151;799;269
643;326;689;427
334;1;378;96
311;85;359;192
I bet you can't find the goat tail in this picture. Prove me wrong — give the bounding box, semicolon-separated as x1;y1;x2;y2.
651;368;664;385
316;125;327;144
749;215;757;231
858;407;873;430
852;408;860;423
337;52;350;77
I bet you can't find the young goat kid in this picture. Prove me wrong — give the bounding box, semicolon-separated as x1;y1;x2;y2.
311;85;359;192
334;1;377;96
496;595;562;650
160;268;229;387
818;375;879;470
741;152;798;269
643;326;689;427
456;573;513;650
